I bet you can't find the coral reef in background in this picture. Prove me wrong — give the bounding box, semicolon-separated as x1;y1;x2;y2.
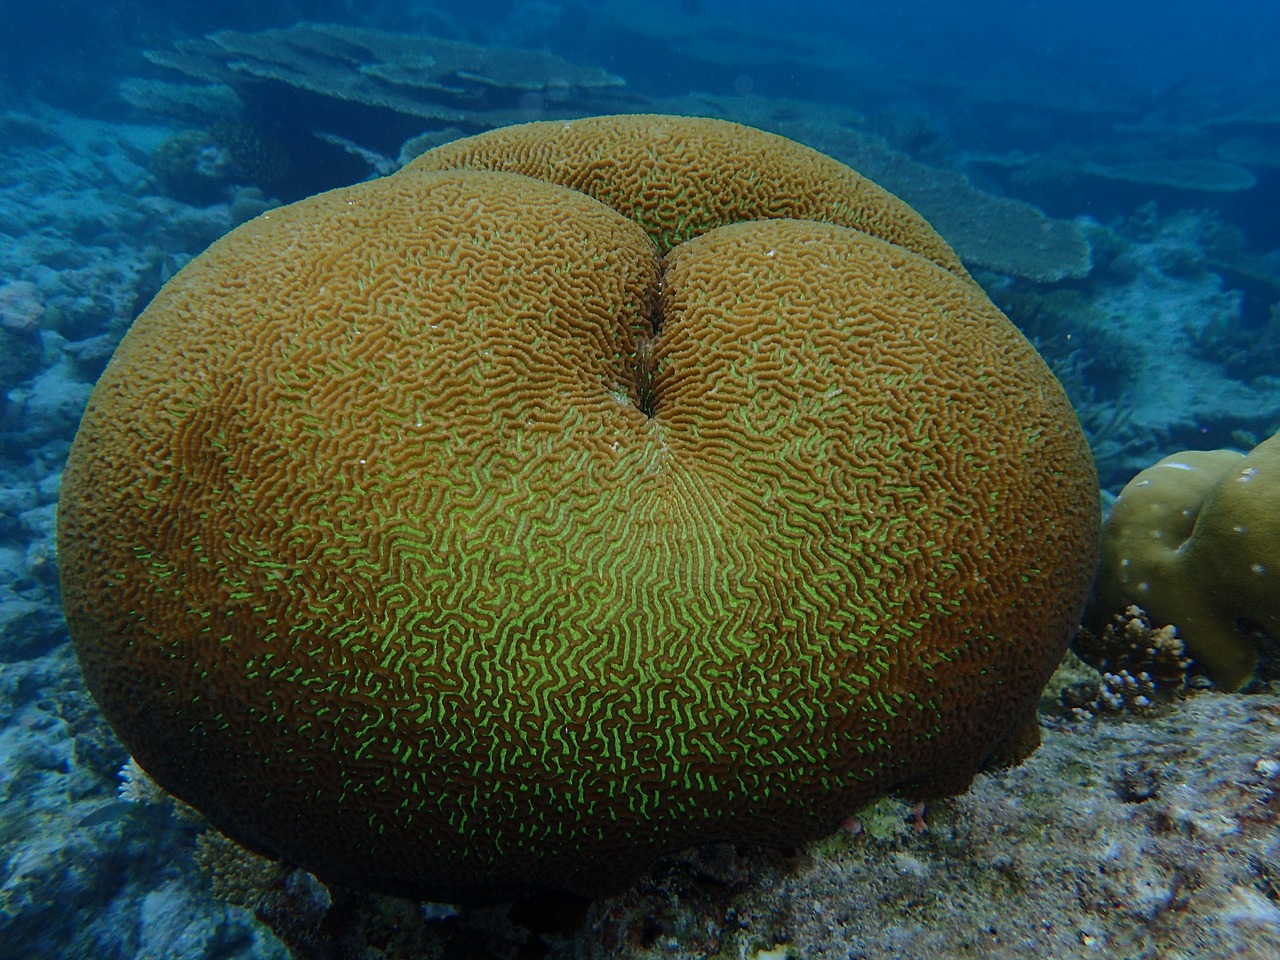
0;280;45;332
149;121;291;205
144;22;627;128
1085;433;1280;691
990;153;1261;223
1082;158;1258;192
1188;298;1280;382
860;156;1093;282
121;22;633;197
1068;209;1279;486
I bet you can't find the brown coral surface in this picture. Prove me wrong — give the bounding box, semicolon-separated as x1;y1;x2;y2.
236;692;1280;960
406;114;968;271
58;115;1099;900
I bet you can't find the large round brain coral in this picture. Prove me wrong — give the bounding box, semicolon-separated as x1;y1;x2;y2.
1085;432;1280;690
58;115;1099;900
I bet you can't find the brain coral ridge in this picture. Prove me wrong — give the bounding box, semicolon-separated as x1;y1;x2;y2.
58;114;1099;900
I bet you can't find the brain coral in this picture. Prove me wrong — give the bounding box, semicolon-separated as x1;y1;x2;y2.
58;115;1099;901
405;113;968;271
1085;433;1280;690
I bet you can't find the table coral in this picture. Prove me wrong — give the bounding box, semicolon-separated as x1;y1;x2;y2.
58;114;1099;900
133;23;627;154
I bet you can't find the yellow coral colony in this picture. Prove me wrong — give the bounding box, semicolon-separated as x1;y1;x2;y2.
1087;432;1280;690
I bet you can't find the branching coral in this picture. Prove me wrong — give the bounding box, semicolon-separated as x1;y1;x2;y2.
1186;299;1280;382
192;829;281;911
1068;605;1192;717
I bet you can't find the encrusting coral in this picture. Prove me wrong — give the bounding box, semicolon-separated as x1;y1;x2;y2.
58;114;1099;901
1085;431;1280;690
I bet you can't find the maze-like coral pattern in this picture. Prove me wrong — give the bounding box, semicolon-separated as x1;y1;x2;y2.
407;113;969;272
59;117;1099;899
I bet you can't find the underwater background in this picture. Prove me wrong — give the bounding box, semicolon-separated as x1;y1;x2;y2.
1;2;1278;958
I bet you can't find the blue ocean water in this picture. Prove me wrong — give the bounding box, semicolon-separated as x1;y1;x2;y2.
1;2;1279;958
